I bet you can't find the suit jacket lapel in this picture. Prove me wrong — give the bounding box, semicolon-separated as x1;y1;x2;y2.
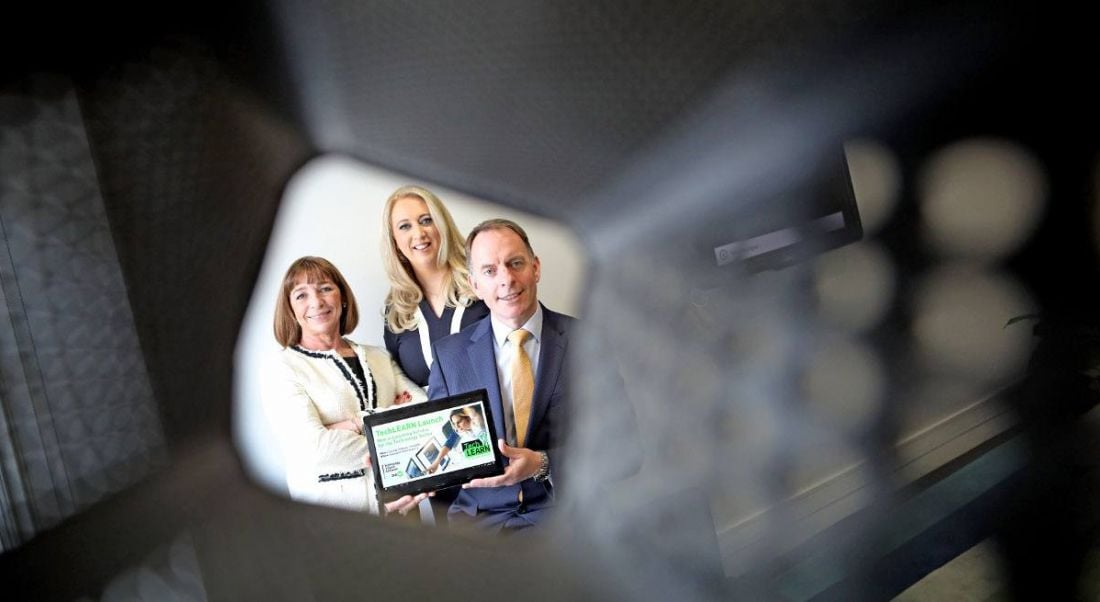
466;320;507;443
529;308;565;440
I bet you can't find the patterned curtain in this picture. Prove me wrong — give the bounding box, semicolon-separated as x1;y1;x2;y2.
0;74;167;551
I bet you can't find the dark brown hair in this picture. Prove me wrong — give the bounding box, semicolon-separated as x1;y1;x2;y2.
273;256;359;347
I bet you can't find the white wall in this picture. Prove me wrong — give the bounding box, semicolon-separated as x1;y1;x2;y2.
232;155;587;494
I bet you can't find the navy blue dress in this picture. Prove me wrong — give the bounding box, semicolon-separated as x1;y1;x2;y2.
383;299;489;387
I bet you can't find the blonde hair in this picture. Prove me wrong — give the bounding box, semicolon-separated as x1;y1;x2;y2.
380;186;477;333
274;256;360;347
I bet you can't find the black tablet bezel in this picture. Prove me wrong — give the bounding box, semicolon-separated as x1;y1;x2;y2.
364;388;503;499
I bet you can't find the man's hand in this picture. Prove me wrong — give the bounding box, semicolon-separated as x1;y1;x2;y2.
463;439;542;488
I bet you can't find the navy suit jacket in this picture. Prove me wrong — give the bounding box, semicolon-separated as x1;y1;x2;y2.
427;304;573;525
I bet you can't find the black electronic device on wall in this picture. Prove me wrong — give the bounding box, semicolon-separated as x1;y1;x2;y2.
697;151;862;279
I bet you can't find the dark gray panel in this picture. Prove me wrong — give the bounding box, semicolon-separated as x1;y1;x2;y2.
0;74;167;548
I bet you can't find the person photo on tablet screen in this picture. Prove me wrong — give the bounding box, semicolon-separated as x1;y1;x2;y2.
426;406;490;474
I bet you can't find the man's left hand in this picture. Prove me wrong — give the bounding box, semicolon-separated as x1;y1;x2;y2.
463;439;541;488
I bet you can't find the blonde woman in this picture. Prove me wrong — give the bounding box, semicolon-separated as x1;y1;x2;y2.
265;256;424;513
381;186;489;389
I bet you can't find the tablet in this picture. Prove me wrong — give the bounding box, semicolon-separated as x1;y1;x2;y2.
364;388;503;499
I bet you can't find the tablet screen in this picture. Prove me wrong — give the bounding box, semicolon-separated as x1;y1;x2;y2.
365;389;503;497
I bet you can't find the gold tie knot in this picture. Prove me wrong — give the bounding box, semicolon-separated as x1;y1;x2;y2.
509;329;531;346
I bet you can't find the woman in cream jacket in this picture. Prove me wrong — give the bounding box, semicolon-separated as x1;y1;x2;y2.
265;256;424;513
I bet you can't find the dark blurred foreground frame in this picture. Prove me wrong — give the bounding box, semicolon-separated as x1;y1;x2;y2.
2;0;1098;600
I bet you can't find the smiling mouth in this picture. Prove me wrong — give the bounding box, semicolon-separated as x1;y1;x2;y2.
307;309;332;319
411;241;432;251
498;291;522;302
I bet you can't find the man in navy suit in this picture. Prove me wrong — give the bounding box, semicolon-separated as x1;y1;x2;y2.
424;218;575;530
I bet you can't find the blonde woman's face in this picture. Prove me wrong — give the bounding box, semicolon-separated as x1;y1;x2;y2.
390;195;441;271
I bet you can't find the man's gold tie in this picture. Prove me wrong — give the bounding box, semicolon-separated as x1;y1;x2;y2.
509;329;534;448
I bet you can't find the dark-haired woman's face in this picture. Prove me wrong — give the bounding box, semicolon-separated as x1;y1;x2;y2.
289;276;343;342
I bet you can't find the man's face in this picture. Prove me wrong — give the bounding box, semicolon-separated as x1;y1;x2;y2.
469;228;541;329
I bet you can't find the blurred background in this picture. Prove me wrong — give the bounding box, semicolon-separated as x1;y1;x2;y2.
2;1;1097;600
